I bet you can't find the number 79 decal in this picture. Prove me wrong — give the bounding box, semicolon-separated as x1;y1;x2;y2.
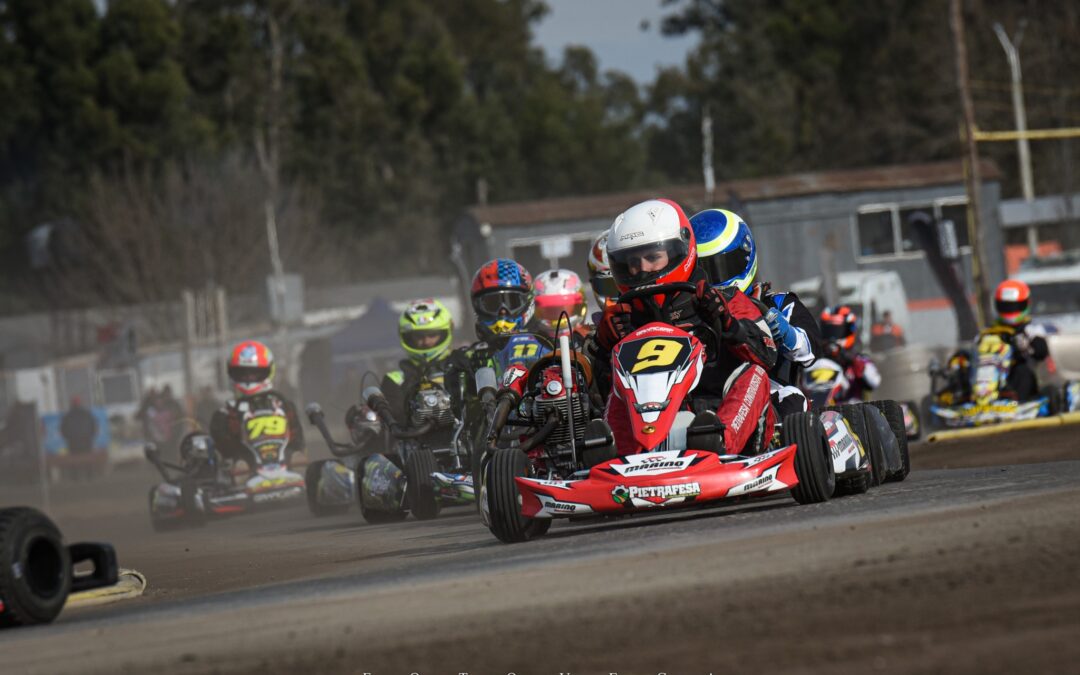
247;415;287;439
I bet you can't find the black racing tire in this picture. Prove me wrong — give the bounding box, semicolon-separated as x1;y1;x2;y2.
148;486;179;533
1040;385;1064;416
0;507;72;628
867;400;911;482
180;480;206;528
820;406;869;496
305;460;351;517
405;448;441;521
485;448;552;543
837;403;886;487
782;412;834;504
355;457;407;525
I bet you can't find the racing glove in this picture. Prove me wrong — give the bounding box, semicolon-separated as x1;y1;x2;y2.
694;280;730;330
765;308;798;353
597;302;633;350
1013;332;1033;358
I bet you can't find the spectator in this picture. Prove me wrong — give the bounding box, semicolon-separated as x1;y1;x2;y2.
60;396;97;455
870;310;906;351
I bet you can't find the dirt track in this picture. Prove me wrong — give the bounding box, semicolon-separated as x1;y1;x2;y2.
1;426;1079;674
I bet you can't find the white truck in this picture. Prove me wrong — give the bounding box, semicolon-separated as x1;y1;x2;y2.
1013;253;1080;380
789;270;911;349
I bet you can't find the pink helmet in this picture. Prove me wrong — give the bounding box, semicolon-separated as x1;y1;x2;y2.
533;268;587;336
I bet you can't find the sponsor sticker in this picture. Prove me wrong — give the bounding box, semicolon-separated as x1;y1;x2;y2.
611;482;701;505
609;451;694;477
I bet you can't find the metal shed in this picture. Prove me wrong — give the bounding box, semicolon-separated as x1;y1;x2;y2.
455;160;1003;346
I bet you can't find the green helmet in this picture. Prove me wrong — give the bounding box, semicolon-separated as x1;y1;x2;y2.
398;298;454;364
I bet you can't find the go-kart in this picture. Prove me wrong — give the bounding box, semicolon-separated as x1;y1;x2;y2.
924;326;1080;429
802;356;921;440
479;283;857;544
146;411;305;530
0;507;119;627
306;367;497;522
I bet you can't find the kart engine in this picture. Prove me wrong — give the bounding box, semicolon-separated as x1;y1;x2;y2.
410;386;455;429
524;365;588;450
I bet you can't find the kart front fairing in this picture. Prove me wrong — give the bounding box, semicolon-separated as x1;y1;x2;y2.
610;323;705;453
515;446;798;518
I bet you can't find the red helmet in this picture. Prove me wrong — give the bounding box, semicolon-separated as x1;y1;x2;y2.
470;259;535;340
606;199;696;293
994;279;1031;326
227;340;275;396
820;305;859;351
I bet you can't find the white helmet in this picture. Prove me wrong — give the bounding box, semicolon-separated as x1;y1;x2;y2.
587;230;619;309
606;199;696;292
534;268;588;336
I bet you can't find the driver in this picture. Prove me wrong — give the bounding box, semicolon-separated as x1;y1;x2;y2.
991;279;1049;401
209;340;305;466
380;299;456;422
690;208;822;417
595;198;778;456
819;306;881;401
533;268;590;341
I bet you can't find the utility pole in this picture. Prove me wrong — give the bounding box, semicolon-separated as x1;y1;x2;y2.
950;0;992;326
702;104;716;205
993;21;1039;255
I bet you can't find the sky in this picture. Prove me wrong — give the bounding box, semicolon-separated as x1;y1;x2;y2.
532;0;700;84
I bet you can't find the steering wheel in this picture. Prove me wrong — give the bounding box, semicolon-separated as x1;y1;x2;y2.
616;282;725;360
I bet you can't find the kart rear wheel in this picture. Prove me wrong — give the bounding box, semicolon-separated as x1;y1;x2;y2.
486;448;552;543
360;505;408;524
782;412;834;504
0;507;72;628
180;480;206;528
305;460;350;517
1040;385;1064;416
839;404;887;487
867;400;910;482
821;407;870;496
405;449;441;521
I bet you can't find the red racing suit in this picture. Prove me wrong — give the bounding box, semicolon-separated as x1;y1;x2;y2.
597;281;778;456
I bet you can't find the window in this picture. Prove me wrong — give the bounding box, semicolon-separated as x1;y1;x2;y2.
856;210;894;257
854;198;971;260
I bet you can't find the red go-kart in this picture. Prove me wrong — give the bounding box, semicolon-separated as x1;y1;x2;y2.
480;283;836;543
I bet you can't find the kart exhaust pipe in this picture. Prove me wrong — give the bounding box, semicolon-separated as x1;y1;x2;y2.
559;331;578;466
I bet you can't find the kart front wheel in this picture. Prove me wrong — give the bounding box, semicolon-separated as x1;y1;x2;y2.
0;507;72;628
405;449;441;521
485;448;551;543
305;460;351;517
782;412;834;504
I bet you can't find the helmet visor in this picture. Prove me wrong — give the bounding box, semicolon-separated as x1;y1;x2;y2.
589;274;620;300
228;364;272;383
995;299;1028;316
609;238;691;289
700;247;751;288
402;328;450;351
821;323;854;342
473;289;531;317
536;296;586;328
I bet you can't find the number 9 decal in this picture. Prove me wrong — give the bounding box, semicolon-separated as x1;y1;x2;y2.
631;339;684;373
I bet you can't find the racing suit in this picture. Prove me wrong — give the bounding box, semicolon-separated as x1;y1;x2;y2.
596;273;778;456
997;322;1049;401
209;390;305;465
826;344;882;401
751;282;822;417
